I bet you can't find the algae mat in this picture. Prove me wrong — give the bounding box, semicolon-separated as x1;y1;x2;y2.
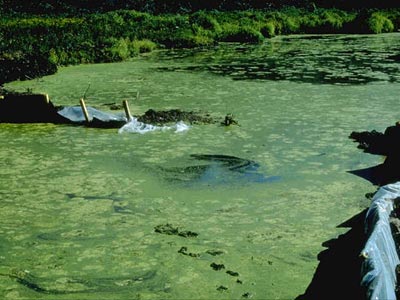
2;34;400;299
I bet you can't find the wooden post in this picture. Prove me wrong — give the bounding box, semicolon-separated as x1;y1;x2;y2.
122;99;132;121
79;98;90;123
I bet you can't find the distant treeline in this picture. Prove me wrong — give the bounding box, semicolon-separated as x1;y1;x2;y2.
1;7;400;85
0;0;398;14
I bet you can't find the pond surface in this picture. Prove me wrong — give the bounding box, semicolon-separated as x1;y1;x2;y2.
2;33;400;299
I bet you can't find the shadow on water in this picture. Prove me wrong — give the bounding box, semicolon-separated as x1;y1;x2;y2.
159;154;280;187
296;209;367;300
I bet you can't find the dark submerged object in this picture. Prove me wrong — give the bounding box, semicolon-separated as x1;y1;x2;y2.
0;93;219;128
137;108;214;125
0;93;127;128
0;93;65;124
162;154;280;186
349;123;400;185
221;114;238;126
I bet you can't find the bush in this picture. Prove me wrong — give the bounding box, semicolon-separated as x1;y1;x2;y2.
219;24;264;43
260;21;276;37
298;8;357;33
108;37;130;61
190;10;222;34
129;39;157;55
283;16;301;33
0;53;57;85
368;12;395;33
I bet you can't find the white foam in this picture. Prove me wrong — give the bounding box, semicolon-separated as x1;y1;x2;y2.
118;117;189;134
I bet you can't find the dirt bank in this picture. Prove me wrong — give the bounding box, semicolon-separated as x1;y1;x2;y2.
350;123;400;297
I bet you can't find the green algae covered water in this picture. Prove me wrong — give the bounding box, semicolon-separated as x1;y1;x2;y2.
1;33;400;299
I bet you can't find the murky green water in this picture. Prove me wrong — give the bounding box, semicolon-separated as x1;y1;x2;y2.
2;33;400;299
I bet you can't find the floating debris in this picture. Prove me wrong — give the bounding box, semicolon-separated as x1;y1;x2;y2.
206;249;225;256
217;285;228;292
210;263;225;271
137;109;215;125
226;270;239;277
242;292;253;298
177;246;200;258
154;224;198;238
221;114;238;126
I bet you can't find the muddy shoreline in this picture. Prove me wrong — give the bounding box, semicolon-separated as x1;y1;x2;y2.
350;123;400;186
350;123;400;296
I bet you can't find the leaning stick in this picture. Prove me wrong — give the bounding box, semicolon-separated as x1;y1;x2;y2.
79;98;90;123
122;100;132;121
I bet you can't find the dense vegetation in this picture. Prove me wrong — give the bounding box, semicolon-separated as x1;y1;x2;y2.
1;5;400;85
0;0;398;14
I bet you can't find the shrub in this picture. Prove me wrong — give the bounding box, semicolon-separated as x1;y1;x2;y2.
264;9;301;35
260;21;276;37
190;10;222;34
219;24;264;43
368;12;395;33
129;39;157;55
102;37;130;61
0;53;57;85
48;48;59;65
284;16;301;33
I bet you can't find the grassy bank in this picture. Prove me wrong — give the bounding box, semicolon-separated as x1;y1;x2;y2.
1;7;400;85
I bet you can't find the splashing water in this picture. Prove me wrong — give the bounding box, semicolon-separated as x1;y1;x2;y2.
118;117;190;134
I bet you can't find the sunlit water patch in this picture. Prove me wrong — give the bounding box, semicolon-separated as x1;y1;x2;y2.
2;34;400;299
